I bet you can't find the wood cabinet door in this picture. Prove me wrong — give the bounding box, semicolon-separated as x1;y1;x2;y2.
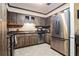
45;36;50;44
16;34;25;48
34;17;39;26
11;12;17;25
39;18;45;26
45;17;50;26
29;34;38;45
7;12;12;25
7;12;24;27
30;34;35;45
16;14;24;26
7;12;16;25
24;34;30;47
9;12;17;25
35;17;45;26
34;34;38;44
45;34;50;44
29;34;33;45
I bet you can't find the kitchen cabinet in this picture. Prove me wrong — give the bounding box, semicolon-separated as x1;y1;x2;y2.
16;34;25;48
16;14;24;26
7;12;24;28
45;17;50;26
35;17;45;26
29;34;38;45
15;34;38;48
35;17;50;27
45;34;50;44
39;18;45;26
24;34;30;46
7;12;16;25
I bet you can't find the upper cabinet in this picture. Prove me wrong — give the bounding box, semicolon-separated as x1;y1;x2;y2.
35;17;50;27
7;12;50;28
7;12;16;25
35;17;45;26
16;14;24;25
7;12;24;28
45;17;50;26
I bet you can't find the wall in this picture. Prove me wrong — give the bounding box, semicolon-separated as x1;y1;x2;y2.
0;4;7;56
74;3;79;33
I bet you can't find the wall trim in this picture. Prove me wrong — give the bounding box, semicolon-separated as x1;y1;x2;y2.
8;3;66;15
7;3;69;18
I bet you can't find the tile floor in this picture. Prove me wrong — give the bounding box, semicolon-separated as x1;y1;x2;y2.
14;43;62;56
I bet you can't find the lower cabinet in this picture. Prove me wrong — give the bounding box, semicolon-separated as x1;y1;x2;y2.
15;34;38;48
16;34;25;48
45;34;50;44
30;34;38;45
23;34;30;47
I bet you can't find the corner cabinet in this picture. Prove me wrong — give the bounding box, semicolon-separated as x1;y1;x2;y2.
7;12;24;28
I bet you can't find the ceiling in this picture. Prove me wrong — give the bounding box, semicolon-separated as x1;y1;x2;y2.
8;3;65;15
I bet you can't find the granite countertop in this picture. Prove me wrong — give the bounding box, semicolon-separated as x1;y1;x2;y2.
7;31;38;35
7;31;49;37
